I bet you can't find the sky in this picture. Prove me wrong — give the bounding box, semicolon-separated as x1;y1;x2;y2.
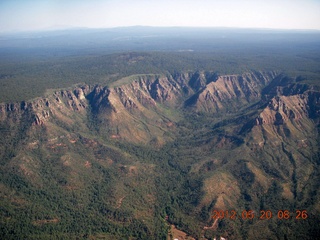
0;0;320;32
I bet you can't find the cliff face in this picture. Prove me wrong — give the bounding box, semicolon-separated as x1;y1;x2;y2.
239;90;320;208
0;71;319;154
188;71;278;112
2;71;317;145
0;73;189;144
0;87;89;128
251;91;320;143
256;94;309;125
87;75;187;143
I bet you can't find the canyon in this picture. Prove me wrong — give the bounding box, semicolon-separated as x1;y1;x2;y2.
1;70;320;239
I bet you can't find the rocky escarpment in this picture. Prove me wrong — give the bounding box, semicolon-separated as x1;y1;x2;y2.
186;71;278;112
244;90;320;145
256;94;309;126
0;71;310;145
195;82;320;225
253;90;320;130
84;71;282;143
0;74;189;144
0;87;90;127
87;74;189;143
261;74;317;98
238;90;320;211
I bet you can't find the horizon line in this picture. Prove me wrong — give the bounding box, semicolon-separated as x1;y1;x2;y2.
1;25;320;35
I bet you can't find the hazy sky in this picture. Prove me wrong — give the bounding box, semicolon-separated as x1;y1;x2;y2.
0;0;320;32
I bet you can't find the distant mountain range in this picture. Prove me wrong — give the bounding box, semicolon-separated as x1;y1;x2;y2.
1;26;320;52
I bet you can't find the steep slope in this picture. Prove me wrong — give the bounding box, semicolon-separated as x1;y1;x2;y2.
0;71;279;145
187;88;320;239
0;71;320;239
88;74;187;144
186;71;278;112
0;87;163;239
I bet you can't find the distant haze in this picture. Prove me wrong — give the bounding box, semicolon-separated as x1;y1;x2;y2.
0;0;320;32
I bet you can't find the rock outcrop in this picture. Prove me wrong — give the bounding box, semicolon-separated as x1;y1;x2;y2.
1;71;317;145
256;94;309;125
0;87;89;127
188;71;278;112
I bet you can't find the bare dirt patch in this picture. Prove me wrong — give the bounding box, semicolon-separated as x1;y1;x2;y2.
167;224;195;240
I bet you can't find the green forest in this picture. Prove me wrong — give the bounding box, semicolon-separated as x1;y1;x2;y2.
1;28;320;239
1;30;320;103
